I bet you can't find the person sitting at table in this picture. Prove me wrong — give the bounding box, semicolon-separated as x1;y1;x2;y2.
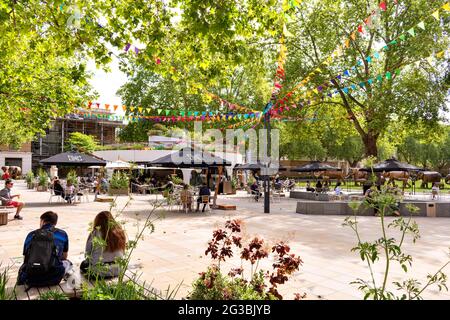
53;179;66;199
180;184;193;211
323;180;330;192
334;182;342;196
306;181;314;192
250;181;262;201
64;181;75;204
196;183;211;212
315;180;323;193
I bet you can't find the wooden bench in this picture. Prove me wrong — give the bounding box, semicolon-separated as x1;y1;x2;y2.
0;206;15;226
13;270;162;300
217;204;236;210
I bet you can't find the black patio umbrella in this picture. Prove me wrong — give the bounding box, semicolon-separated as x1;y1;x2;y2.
291;161;341;172
40;151;107;167
235;162;287;171
150;147;231;168
360;158;423;172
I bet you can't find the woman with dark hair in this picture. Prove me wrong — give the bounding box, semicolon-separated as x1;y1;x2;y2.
80;211;127;278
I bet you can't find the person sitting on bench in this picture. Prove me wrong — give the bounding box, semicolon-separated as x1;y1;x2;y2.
81;211;126;279
306;181;315;192
17;211;72;287
0;179;25;220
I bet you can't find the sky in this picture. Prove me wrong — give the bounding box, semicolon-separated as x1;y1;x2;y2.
87;54;127;114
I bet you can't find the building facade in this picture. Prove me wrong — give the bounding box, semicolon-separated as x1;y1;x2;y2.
32;109;124;170
0;143;33;175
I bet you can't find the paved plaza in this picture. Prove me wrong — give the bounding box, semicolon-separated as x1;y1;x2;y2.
1;181;450;300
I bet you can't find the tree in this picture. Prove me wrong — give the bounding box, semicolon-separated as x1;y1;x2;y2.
0;0;117;146
281;0;449;157
65;132;99;153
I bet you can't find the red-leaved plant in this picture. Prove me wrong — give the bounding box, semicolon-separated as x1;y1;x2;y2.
193;219;305;300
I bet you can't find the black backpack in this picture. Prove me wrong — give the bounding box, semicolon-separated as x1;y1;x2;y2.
24;228;59;277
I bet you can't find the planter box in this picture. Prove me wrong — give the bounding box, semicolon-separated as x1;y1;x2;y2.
109;188;129;196
36;185;48;192
26;182;34;189
0;212;8;226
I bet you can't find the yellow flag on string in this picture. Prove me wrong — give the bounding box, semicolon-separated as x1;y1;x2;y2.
436;51;445;59
442;3;450;11
345;39;350;48
432;10;440;20
350;32;357;40
122;105;127;111
138;107;143;113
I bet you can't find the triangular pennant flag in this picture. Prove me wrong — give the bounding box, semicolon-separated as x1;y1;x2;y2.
432;10;440;20
407;28;415;37
138;107;143;113
442;3;450;11
395;69;401;75
379;2;387;11
344;70;350;76
386;71;392;80
389;40;397;45
399;34;406;41
367;79;374;85
427;56;434;65
436;51;445;59
105;104;110;110
113;105;118;111
129;107;135;112
417;21;425;30
350;32;356;40
373;52;380;59
377;75;383;82
165;110;170;116
157;109;162;115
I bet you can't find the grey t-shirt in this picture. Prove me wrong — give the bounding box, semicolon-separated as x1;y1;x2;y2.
85;230;124;277
0;187;12;205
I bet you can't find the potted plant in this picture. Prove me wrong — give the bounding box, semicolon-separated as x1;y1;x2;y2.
108;171;129;196
25;171;35;189
36;169;49;192
230;178;238;194
66;170;78;187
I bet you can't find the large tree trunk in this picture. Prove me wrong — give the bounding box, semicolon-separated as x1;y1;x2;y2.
362;132;378;158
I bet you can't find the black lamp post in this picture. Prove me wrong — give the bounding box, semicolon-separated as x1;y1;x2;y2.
263;103;272;214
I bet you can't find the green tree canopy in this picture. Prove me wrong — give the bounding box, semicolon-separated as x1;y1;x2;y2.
65;132;99;153
280;0;449;157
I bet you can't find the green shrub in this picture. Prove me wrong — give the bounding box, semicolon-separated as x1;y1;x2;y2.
170;175;183;185
109;171;129;189
38;290;69;300
37;168;49;187
0;264;14;300
66;170;78;186
25;171;34;184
